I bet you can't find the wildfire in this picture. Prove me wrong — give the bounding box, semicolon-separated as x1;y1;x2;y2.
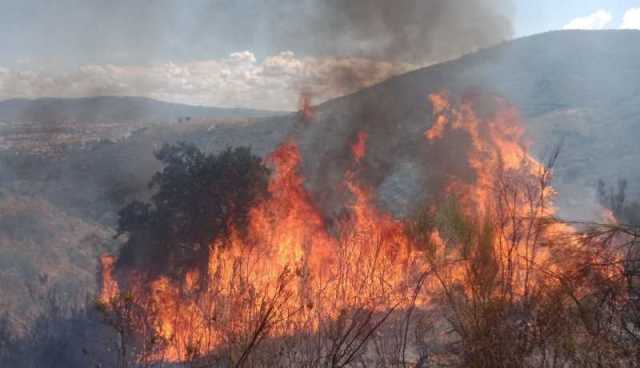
298;93;315;122
424;92;576;292
351;131;368;164
98;254;118;303
99;91;583;364
425;92;546;214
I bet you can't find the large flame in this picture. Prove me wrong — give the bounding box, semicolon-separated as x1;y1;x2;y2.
100;91;585;363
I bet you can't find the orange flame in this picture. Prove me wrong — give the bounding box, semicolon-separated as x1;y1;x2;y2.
351;131;368;164
298;93;315;122
98;254;118;303
100;91;588;363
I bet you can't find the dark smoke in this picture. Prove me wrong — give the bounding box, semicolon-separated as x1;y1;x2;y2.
287;0;514;64
278;0;514;215
278;0;514;105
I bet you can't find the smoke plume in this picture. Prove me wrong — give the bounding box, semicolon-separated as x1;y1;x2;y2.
277;0;514;215
278;0;514;64
274;0;513;95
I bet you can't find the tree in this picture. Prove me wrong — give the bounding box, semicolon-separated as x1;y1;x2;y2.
115;142;269;281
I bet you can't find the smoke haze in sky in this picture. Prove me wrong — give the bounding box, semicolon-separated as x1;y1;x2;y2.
0;0;514;109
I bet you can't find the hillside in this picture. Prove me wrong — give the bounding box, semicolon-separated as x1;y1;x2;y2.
289;30;640;220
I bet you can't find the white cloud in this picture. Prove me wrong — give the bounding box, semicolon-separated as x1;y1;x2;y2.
563;9;613;30
620;8;640;29
0;52;413;111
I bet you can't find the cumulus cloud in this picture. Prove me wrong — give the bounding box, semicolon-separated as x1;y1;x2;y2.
620;8;640;29
563;9;613;30
0;53;413;111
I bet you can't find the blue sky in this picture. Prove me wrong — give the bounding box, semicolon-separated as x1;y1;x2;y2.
515;0;640;36
0;1;639;109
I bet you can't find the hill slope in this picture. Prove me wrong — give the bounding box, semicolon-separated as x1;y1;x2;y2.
286;30;640;220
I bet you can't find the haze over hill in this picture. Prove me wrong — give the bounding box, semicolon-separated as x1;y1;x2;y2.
1;29;640;333
0;95;284;155
0;95;283;124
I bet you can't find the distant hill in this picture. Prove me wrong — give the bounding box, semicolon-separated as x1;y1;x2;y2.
0;96;284;124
